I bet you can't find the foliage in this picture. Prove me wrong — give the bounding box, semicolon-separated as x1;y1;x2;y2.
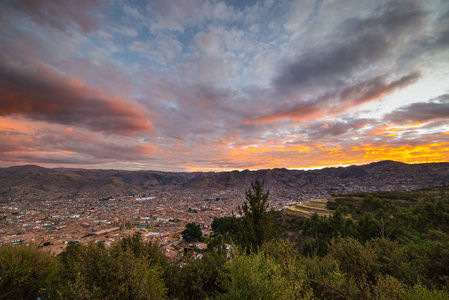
411;230;449;288
236;179;275;253
56;235;167;299
166;251;227;299
301;205;358;257
182;222;203;242
330;237;377;299
207;234;228;255
211;216;239;237
371;275;407;299
281;186;449;296
404;283;449;300
366;238;415;284
218;244;313;300
0;244;59;300
2;184;449;299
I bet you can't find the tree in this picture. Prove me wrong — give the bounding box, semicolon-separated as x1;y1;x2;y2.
167;251;228;299
0;244;59;300
218;245;313;299
212;216;239;237
182;222;202;242
56;236;167;299
330;237;377;300
237;179;274;253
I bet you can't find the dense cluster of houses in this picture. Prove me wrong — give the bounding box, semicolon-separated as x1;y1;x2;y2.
1;188;254;257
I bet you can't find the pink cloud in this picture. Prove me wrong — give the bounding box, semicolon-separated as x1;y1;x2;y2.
0;60;152;136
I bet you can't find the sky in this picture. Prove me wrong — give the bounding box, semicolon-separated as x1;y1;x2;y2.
0;0;448;172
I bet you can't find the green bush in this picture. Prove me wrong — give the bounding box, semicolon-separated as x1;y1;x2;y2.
166;252;227;299
56;236;167;299
404;283;449;300
218;245;313;299
0;244;59;300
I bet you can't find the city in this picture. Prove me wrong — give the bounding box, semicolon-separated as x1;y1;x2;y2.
2;161;448;259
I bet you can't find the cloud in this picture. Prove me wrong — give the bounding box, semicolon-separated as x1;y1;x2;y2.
112;25;138;38
146;0;238;33
0;0;448;171
274;2;425;95
147;84;241;141
247;71;420;124
397;6;449;68
385;94;449;124
0;130;28;153
240;2;426;125
129;35;183;64
306;118;374;139
0;125;158;167
0;0;105;34
40;128;157;162
0;61;152;136
335;72;421;111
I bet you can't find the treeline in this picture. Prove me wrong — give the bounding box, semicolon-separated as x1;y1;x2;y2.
1;181;449;299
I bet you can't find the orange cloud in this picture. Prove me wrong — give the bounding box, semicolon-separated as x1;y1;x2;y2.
363;123;425;136
188;141;449;172
361;143;449;163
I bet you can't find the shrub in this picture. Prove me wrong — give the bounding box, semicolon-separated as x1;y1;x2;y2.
0;244;59;300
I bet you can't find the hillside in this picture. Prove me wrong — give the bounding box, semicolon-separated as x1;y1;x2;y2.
286;199;333;218
185;161;449;191
0;161;448;201
0;167;141;201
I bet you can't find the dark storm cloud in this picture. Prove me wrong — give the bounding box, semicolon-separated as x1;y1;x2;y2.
0;61;152;136
385;95;449;124
274;2;425;94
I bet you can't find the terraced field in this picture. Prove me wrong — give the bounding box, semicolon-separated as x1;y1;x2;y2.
285;199;333;218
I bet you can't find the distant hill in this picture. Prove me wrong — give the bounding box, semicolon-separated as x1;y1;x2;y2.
184;161;449;191
0;161;448;201
0;166;141;201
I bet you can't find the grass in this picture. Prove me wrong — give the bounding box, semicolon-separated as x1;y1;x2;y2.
285;199;333;218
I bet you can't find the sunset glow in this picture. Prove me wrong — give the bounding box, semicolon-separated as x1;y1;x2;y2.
0;0;448;171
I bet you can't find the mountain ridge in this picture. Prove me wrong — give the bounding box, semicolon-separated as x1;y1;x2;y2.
0;161;448;201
